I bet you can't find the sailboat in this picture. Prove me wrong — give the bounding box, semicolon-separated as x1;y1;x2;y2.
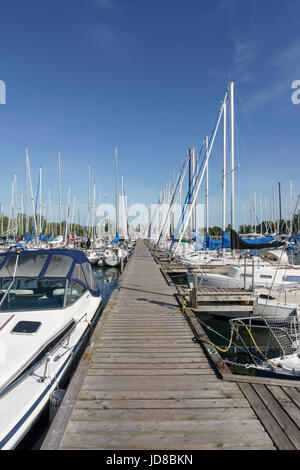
103;146;123;268
229;315;300;379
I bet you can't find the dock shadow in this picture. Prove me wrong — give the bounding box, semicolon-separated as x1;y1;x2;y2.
136;297;178;310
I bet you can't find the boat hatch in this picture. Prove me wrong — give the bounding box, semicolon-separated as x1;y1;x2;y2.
11;321;42;335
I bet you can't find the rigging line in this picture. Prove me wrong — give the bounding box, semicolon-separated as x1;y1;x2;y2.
169;144;206;252
261;194;300;321
171;123;219;251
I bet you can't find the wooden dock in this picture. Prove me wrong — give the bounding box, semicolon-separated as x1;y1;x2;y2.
42;240;300;450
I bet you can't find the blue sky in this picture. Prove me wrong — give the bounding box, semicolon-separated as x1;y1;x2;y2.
0;0;299;229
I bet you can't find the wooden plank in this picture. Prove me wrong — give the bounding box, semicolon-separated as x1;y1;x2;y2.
65;417;267;433
268;386;300;428
60;430;274;450
222;371;300;389
100;334;193;339
238;383;296;450
282;387;300;409
77;386;245;401
196;305;254;312
253;384;300;450
93;347;202;353
87;368;214;376
89;362;210;369
81;375;233;392
74;397;249;410
197;295;254;302
70;406;256;421
92;353;205;360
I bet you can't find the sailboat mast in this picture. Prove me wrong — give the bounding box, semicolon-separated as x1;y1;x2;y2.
278;182;282;233
26;148;38;237
115;145;119;236
39;166;42;236
25;151;29;235
222;97;227;234
290;180;293;233
229;81;235;231
205;137;209;235
87;162;91;237
58;152;62;236
92;180;96;240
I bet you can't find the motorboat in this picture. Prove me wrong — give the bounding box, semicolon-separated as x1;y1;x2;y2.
196;249;300;321
198;262;300;290
0;248;102;449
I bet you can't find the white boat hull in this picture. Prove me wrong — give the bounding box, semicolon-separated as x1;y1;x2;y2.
103;256;121;267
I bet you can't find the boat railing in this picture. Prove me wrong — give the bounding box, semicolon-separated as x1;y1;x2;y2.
229;315;298;360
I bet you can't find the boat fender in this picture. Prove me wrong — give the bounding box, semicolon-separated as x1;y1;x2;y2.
49;389;66;424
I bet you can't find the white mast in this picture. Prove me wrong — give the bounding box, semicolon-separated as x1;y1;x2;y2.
205;137;209;235
25;151;29;235
26;148;38;237
71;195;76;238
39;166;42;236
259;192;262;235
254;191;257;234
58;152;62;236
115;145;119;236
14;174;18;235
65;185;71;241
290;180;293;233
20;193;24;235
92;180;96;240
222;97;227;234
229;81;235;231
87;162;91;237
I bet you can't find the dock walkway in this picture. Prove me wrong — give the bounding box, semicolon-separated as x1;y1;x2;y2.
42;240;277;450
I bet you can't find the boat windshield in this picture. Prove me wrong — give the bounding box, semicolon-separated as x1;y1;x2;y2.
0;278;87;312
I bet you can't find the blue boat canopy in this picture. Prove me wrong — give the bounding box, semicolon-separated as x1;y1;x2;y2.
0;249;100;297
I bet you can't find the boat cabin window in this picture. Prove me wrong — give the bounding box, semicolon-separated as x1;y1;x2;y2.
65;281;87;307
44;254;73;277
71;263;87;285
82;262;98;292
283;275;300;283
240;274;253;278
260;275;272;279
0;279;66;311
0;254;48;277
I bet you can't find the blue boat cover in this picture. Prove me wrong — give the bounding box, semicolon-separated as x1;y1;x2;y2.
222;231;231;248
0;249;100;297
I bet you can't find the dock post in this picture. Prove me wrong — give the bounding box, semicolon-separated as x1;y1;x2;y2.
187;269;198;309
192;272;198;309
